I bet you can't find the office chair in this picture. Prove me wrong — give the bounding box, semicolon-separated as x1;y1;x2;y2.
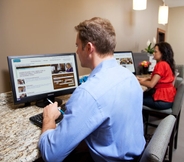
139;115;176;162
143;77;184;159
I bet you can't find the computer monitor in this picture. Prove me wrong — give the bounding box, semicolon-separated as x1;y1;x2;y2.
114;51;136;74
7;53;79;107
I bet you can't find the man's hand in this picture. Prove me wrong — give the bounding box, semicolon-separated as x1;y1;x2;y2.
41;102;61;133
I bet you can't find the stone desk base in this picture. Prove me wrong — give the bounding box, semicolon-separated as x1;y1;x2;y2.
0;92;70;162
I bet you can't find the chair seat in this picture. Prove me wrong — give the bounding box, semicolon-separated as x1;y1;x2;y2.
143;105;172;114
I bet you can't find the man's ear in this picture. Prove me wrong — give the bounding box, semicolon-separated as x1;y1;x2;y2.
85;42;95;60
86;42;94;54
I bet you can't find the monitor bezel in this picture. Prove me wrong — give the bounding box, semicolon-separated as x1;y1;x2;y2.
113;51;136;74
7;53;79;105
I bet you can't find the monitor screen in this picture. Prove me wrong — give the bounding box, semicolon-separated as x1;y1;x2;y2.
114;51;136;74
7;53;79;106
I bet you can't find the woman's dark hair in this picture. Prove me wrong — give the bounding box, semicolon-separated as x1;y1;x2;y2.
155;42;175;75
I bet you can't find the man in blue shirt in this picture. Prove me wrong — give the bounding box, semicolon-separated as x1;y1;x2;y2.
39;17;145;162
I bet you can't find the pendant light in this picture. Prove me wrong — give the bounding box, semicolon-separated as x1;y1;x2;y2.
158;0;169;25
133;0;147;10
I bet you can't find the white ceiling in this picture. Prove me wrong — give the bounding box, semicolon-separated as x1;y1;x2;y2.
165;0;184;7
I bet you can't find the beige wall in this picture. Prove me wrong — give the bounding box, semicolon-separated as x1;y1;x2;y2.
0;0;165;93
167;7;184;65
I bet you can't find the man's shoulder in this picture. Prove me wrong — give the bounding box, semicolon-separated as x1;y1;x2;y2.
79;67;139;98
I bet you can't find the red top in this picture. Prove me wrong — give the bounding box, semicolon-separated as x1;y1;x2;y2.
151;61;176;102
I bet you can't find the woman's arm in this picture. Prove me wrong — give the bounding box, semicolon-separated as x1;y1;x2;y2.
137;74;161;88
136;76;151;82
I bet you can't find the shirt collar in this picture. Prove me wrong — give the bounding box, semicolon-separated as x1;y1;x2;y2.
88;58;117;78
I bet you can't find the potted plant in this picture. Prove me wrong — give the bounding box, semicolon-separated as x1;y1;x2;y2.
145;37;156;54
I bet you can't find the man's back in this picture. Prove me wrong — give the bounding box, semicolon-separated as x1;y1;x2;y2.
39;17;145;162
39;58;145;162
79;58;145;161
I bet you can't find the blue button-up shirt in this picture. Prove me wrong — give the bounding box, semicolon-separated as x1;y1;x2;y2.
39;58;145;162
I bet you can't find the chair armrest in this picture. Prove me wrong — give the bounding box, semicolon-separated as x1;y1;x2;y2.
140;115;176;162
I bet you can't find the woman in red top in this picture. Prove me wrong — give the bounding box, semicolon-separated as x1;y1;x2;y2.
138;42;176;110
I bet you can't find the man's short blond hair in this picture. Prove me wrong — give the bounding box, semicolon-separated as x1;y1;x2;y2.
75;17;116;55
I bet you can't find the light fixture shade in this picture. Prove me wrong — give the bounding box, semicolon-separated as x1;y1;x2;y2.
133;0;147;10
158;5;169;25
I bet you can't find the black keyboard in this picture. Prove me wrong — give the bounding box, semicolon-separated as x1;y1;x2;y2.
29;113;63;128
29;104;66;128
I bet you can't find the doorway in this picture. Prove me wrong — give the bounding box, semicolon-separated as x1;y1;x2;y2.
157;28;166;42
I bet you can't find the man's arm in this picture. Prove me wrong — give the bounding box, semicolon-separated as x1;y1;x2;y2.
39;88;104;162
41;102;61;133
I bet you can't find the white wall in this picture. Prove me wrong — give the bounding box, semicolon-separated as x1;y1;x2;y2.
167;6;184;65
0;0;166;92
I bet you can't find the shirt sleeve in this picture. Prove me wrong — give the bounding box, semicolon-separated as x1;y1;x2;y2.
153;62;166;77
39;87;105;162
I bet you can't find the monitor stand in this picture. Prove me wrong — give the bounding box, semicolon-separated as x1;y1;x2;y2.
36;97;63;108
18;102;31;108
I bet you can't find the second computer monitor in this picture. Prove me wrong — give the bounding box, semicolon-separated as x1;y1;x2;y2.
114;51;136;74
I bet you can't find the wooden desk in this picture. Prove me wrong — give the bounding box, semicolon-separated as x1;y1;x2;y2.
0;86;147;161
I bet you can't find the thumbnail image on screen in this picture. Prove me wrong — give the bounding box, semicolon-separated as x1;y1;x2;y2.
114;51;136;73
